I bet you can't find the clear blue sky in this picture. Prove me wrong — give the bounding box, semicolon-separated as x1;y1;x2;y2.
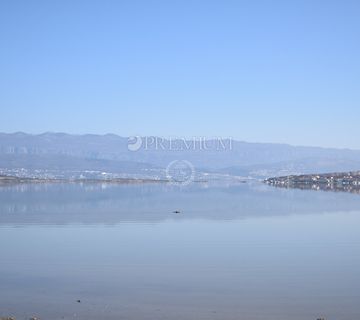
1;0;359;148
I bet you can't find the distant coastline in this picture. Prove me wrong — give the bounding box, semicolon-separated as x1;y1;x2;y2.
265;171;360;194
0;175;167;185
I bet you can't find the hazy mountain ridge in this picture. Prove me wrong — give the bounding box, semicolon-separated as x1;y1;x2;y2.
1;132;360;178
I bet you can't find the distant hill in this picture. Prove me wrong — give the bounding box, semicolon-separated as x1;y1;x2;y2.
1;132;360;178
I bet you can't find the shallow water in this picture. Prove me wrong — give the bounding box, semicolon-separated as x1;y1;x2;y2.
0;182;359;320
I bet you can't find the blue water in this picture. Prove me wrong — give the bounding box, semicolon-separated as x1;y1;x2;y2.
0;182;359;320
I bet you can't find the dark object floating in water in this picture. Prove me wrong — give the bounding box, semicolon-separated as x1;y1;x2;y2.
77;300;81;303
173;210;181;214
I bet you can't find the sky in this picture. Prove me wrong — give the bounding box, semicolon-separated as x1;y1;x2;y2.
0;0;359;149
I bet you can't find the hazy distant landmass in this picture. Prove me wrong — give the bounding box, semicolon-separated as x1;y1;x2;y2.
0;175;165;185
1;132;360;180
265;171;360;194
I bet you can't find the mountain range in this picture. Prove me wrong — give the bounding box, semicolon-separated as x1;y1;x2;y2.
1;132;360;179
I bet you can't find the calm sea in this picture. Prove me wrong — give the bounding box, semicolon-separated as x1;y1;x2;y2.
0;182;359;320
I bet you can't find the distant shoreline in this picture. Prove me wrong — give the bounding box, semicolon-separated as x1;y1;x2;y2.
0;175;168;185
264;171;360;194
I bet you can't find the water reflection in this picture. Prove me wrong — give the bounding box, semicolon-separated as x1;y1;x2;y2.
1;182;360;225
268;181;360;194
1;183;360;320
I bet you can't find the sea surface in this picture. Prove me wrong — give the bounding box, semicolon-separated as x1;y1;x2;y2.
0;182;359;320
